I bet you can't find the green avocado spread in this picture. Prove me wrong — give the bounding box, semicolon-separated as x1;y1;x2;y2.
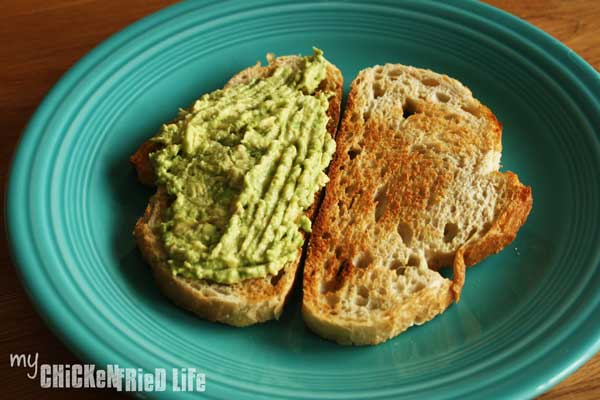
149;49;335;284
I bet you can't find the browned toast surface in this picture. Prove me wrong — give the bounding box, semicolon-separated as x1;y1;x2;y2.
302;64;532;344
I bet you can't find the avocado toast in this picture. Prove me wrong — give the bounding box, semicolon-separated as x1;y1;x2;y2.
131;50;343;326
131;53;532;341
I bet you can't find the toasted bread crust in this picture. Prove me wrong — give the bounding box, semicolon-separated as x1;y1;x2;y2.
134;189;300;325
132;57;342;326
462;172;533;267
303;64;532;345
303;281;454;345
130;140;160;185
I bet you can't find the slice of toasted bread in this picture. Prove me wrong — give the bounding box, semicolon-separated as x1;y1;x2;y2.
302;64;532;345
132;55;343;327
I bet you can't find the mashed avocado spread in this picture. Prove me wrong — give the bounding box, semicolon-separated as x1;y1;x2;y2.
149;49;335;284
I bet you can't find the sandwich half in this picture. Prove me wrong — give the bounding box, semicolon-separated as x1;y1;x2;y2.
131;50;343;326
302;64;532;345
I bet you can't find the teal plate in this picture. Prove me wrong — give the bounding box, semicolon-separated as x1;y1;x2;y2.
7;1;600;399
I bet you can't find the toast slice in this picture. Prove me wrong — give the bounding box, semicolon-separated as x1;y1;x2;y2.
132;55;343;327
302;64;532;345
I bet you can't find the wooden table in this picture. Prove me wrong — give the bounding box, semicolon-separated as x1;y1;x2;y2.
1;1;598;398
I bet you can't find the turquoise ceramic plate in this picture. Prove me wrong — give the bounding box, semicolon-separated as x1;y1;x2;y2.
7;1;600;399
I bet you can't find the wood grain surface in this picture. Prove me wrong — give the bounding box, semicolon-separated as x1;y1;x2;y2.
1;1;598;399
